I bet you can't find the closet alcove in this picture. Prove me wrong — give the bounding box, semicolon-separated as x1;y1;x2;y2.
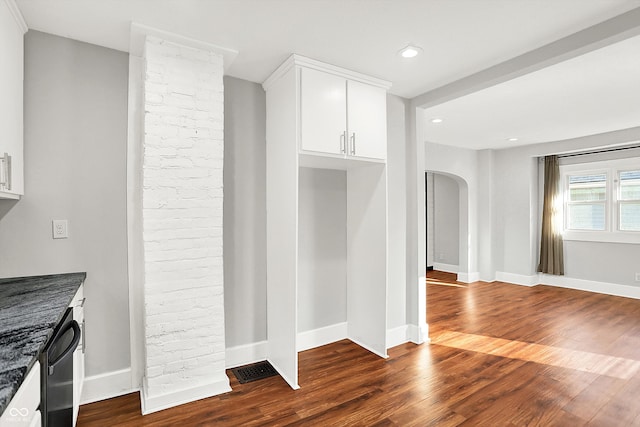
263;55;391;389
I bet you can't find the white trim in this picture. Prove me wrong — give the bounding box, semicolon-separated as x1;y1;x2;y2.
386;325;410;348
126;53;145;394
297;323;348;352
0;190;19;200
479;273;496;283
560;157;640;244
433;262;458;274
80;368;135;405
457;271;480;283
348;336;389;359
406;323;430;345
129;22;238;72
493;271;640;300
563;230;640;244
4;0;27;33
267;358;299;390
263;54;392;91
495;271;538;287
539;274;640;300
225;341;267;369
140;374;231;415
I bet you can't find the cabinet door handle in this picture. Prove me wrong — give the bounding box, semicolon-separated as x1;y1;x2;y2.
340;131;347;154
0;153;9;191
350;133;356;155
81;319;86;353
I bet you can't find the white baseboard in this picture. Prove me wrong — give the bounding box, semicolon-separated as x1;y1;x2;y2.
140;374;231;415
80;368;136;405
225;341;267;369
479;273;496;283
495;271;538;287
539;274;640;300
493;271;640;300
297;322;347;352
267;358;299;390
433;262;459;274
457;271;480;283
406;323;430;345
386;325;409;348
348;336;388;359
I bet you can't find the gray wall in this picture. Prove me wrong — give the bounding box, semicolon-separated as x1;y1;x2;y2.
433;173;459;265
425;141;478;276
426;172;434;267
386;94;408;330
490;129;640;286
0;31;130;376
426;129;640;287
298;168;347;332
223;76;267;347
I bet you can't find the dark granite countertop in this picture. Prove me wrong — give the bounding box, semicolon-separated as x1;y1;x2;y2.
0;272;86;416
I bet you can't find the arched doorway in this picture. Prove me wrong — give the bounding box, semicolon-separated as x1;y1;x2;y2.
425;171;470;280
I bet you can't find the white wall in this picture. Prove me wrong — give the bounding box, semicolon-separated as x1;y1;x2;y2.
140;36;229;412
433;173;459;266
223;76;267;347
0;31;130;376
298;168;347;332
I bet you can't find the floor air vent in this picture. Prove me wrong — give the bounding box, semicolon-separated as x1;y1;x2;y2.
231;361;278;384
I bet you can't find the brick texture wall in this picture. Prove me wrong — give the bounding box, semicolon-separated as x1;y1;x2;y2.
141;36;226;400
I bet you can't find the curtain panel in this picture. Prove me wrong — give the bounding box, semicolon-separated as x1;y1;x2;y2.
538;155;564;275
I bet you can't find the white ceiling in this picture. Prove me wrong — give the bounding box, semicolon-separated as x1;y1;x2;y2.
14;0;640;150
422;34;640;150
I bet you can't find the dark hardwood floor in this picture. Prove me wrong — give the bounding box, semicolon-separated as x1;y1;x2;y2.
78;271;640;426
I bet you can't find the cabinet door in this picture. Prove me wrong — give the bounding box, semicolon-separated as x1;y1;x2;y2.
0;0;24;198
300;67;346;156
347;80;387;160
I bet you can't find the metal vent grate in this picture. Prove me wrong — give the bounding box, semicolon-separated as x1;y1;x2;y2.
231;361;278;384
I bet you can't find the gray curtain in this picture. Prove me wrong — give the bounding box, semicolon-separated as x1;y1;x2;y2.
538;155;564;275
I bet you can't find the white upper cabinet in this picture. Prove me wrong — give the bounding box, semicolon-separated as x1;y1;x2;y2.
265;55;391;165
347;80;387;160
300;67;347;156
0;0;26;199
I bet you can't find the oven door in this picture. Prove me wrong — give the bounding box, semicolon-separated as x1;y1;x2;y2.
40;307;81;427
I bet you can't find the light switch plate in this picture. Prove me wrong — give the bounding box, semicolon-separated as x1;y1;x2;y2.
52;220;68;239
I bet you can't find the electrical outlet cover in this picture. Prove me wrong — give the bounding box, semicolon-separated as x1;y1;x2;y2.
52;219;68;239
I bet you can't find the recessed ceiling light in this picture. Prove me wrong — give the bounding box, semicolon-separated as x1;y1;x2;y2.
508;137;519;142
398;44;423;58
431;118;443;124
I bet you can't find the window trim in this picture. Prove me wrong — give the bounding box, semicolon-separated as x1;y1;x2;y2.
560;158;640;245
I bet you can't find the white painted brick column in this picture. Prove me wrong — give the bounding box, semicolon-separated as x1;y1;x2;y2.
140;35;229;414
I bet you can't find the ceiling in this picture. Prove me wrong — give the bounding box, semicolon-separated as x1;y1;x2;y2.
14;0;640;150
421;34;640;150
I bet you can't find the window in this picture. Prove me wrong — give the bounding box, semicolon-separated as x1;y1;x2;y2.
566;173;606;230
619;170;640;231
560;157;640;243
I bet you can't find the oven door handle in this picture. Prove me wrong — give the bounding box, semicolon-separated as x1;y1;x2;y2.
48;320;81;376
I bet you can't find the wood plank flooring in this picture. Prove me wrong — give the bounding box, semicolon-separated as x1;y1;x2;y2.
78;271;640;426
